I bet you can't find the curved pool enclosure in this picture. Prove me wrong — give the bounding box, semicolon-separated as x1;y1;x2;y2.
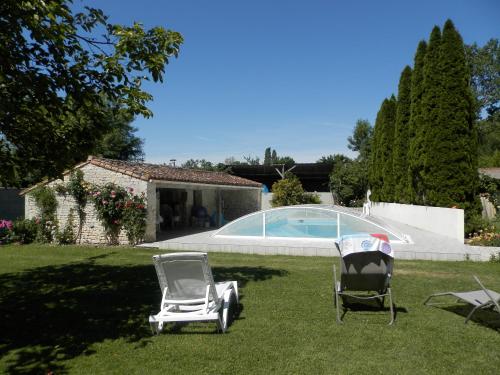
214;205;408;243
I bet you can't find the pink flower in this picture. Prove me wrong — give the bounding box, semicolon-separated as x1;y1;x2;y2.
128;187;134;193
113;219;120;225
102;200;108;205
110;191;116;198
0;220;13;230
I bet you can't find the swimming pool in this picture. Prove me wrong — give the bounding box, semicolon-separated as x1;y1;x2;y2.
213;205;408;242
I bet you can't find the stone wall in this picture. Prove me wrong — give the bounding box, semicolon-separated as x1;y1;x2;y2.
25;163;154;244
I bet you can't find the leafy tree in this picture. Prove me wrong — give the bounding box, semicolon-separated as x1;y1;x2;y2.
242;155;260;165
317;155;338;166
181;159;228;172
92;107;144;161
424;20;478;210
393;66;412;202
0;0;183;186
347;119;373;161
465;38;499;116
407;40;427;203
275;156;295;168
329;157;368;206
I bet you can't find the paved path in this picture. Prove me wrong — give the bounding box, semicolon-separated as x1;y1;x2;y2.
140;217;499;261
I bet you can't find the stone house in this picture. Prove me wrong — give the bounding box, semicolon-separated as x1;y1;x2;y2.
22;157;262;244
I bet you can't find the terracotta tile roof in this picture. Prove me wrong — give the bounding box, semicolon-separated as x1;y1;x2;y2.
90;158;262;188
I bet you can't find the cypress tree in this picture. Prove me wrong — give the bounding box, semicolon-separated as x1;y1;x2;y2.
420;26;442;204
369;99;386;202
424;20;478;209
393;66;413;202
264;147;272;165
379;95;397;202
369;97;396;202
407;41;427;204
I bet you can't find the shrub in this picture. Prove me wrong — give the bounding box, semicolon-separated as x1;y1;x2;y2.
122;190;147;245
302;192;321;204
490;252;500;263
0;219;13;244
271;174;321;207
8;218;38;244
464;214;489;237
467;226;500;247
30;186;58;221
90;184;128;245
35;218;58;243
55;209;76;245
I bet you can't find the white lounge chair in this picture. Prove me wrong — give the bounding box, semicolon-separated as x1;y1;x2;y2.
149;252;239;334
424;275;500;324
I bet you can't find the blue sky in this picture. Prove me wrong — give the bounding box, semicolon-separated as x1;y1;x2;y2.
80;0;499;164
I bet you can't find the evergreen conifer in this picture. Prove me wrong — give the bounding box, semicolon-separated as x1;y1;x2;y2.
393;66;412;202
424;20;478;209
420;26;442;204
369;97;396;202
379;95;397;201
407;41;427;203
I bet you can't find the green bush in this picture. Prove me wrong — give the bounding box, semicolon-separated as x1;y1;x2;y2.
30;186;58;221
55;210;76;245
122;191;147;245
271;174;321;207
89;184;147;245
8;219;38;244
464;214;489;237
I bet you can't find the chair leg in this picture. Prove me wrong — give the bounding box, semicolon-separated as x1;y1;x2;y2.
388;288;395;325
335;285;343;324
465;305;481;324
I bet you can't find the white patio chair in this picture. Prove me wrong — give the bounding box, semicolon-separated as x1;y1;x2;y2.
149;252;239;334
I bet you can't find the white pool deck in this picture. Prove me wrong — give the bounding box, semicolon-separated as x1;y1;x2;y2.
140;216;499;262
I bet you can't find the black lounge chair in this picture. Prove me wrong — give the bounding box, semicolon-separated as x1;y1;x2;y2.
333;234;395;325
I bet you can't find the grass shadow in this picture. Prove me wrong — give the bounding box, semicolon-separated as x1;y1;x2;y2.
441;305;500;332
0;256;287;374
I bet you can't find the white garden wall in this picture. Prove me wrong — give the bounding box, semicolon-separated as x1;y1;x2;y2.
370;202;464;243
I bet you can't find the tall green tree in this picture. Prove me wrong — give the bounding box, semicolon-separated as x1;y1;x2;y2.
407;41;427;203
424;20;478;209
392;66;413;202
378;95;397;202
420;26;443;204
329;156;368;206
264;147;272;165
347;119;373;161
92;107;144;161
0;0;183;186
369;97;396;202
271;149;278;164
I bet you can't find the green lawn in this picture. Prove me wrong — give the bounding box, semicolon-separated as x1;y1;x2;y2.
0;245;499;374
